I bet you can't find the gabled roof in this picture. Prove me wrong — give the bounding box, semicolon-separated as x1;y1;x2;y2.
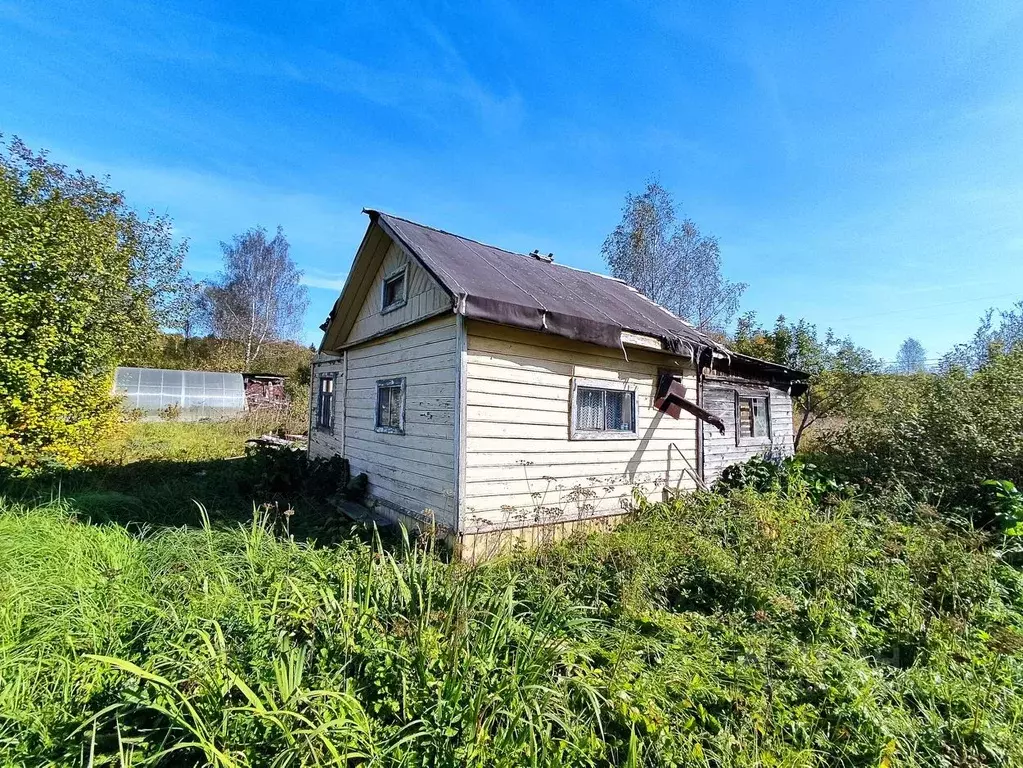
373;210;722;352
323;210;808;389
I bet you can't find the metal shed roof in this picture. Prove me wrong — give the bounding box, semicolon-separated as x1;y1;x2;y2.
367;211;807;387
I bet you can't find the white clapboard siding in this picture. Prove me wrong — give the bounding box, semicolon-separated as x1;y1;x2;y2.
344;315;458;526
462;321;699;530
701;379;796;484
345;241;452;346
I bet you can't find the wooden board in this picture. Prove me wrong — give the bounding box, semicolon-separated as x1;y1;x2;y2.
701;381;796;484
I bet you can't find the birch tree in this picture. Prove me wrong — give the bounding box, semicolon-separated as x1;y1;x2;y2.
207;226;308;367
166;274;209;347
941;301;1023;373
894;338;927;373
601;180;746;331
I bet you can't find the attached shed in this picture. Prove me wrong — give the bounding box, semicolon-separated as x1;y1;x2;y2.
312;211;807;556
242;373;290;411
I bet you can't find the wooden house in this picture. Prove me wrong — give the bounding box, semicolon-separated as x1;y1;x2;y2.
311;211;807;556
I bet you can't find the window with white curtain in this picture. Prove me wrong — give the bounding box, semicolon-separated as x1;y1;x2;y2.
570;378;637;440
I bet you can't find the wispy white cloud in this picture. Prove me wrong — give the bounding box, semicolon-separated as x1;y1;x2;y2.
30;0;524;135
300;273;347;292
48;150;365;310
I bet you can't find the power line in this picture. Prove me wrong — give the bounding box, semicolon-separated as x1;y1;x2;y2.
829;292;1020;324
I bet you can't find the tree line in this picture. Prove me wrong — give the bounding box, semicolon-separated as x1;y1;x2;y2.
0;138;308;468
600;179;1023;450
2;140;1018;468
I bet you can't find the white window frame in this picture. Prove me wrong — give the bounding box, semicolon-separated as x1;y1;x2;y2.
374;377;406;434
569;377;638;441
380;266;408;314
734;391;771;445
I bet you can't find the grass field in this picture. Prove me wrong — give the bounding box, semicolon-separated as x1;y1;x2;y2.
1;420;1022;766
2;436;1022;766
0;417;334;537
93;419;259;463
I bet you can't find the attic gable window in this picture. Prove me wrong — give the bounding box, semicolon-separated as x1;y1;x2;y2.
736;394;770;443
375;377;405;434
381;267;407;313
570;378;637;440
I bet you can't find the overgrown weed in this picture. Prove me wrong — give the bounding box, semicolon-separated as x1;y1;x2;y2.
1;488;1020;766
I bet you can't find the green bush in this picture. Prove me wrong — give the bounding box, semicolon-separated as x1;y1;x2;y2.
1;489;1020;766
716;454;858;505
0;139;184;469
824;348;1023;524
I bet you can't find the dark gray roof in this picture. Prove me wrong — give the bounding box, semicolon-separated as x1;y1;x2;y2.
368;210;807;386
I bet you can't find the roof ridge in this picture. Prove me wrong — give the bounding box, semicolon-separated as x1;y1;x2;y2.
367;208;633;285
369;209;524;258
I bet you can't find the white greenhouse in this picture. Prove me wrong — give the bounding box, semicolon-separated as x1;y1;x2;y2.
113;367;247;421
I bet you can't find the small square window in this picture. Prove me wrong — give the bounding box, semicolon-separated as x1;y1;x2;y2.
316;375;334;430
381;269;407;312
375;377;405;434
570;378;637;440
736;395;770;441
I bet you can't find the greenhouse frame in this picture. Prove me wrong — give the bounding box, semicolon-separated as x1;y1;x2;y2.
113;367;247;421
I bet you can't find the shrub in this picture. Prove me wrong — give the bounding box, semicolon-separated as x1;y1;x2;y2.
1;491;1021;766
716;454;858;505
823;348;1023;523
0;138;184;469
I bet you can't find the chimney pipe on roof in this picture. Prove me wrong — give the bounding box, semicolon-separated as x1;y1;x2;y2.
530;249;554;263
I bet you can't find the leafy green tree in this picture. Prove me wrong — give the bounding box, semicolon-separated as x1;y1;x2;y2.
0;138;185;467
733;313;879;449
832;347;1023;517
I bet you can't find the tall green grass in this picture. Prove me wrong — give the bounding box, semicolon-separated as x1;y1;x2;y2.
1;420;340;538
1;490;1021;766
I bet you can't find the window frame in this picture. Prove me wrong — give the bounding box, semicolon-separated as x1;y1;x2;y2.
734;391;771;445
569;377;638;441
374;377;406;435
380;266;408;314
316;374;335;432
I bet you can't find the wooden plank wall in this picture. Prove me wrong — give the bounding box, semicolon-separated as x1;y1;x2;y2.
701;377;795;485
462;321;699;533
345;241;452;346
344;315;458;528
308;356;345;459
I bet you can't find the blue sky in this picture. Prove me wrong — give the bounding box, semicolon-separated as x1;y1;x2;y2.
2;0;1021;361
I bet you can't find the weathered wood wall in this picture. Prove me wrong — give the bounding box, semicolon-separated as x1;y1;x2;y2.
345;240;452;347
308;354;345;458
348;316;458;528
701;374;795;485
461;321;699;534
